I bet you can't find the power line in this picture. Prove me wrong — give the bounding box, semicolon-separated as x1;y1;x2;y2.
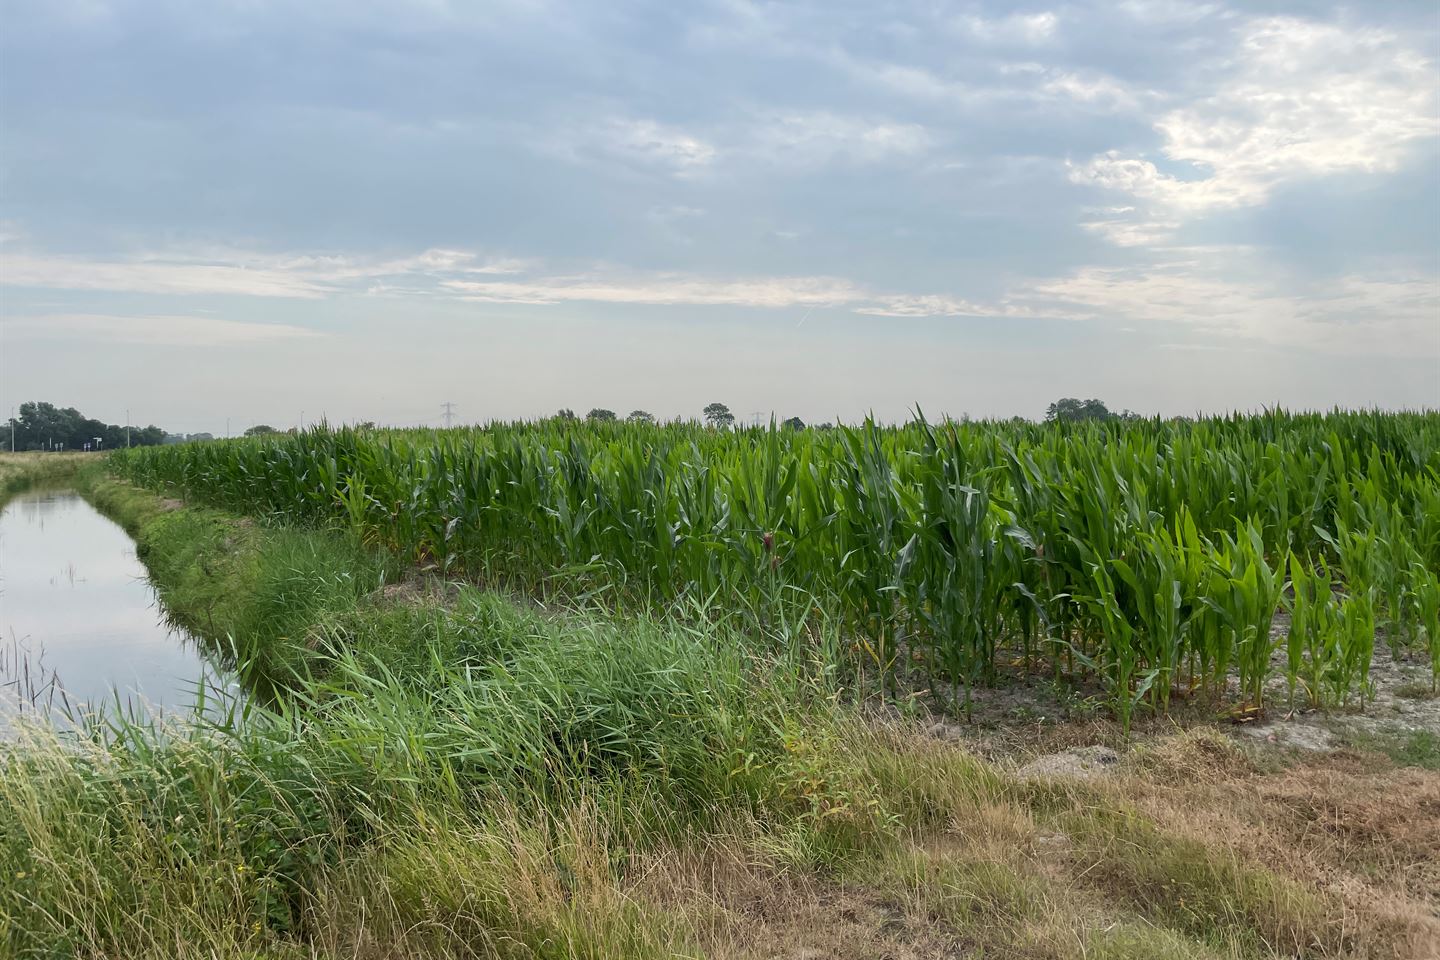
441;401;456;430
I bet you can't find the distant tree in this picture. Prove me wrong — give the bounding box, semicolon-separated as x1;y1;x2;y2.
587;408;617;422
555;408;577;421
627;410;655;424
1044;398;1113;424
703;402;735;428
355;421;377;431
4;401;167;451
781;416;805;431
244;424;278;436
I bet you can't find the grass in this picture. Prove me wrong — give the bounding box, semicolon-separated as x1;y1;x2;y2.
13;697;1423;959
1;455;1437;958
1393;680;1436;700
1340;729;1440;770
0;451;88;503
79;471;394;696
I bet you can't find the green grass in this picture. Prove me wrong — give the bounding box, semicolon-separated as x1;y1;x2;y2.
80;473;393;695
0;604;837;956
0;451;88;504
1341;729;1440;770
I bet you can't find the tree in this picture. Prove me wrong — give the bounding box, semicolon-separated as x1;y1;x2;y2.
4;401;167;451
781;416;805;431
702;402;735;428
134;426;167;446
555;408;577;421
586;408;616;422
244;424;278;436
627;410;655;424
1044;398;1113;424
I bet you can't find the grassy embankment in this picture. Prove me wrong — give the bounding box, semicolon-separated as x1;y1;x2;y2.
1;454;1437;958
0;451;89;501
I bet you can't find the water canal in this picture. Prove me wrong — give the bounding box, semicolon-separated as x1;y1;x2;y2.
0;488;234;728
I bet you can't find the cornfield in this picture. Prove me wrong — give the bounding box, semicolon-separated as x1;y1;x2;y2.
110;411;1440;722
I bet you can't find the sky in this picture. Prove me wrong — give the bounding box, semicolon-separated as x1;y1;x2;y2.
1;0;1437;434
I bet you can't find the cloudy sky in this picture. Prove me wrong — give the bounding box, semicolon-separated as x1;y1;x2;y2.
1;0;1436;433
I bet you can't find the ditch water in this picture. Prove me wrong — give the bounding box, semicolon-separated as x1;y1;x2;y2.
0;488;237;731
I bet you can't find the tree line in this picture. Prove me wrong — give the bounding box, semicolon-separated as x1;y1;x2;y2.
559;399;1140;429
3;398;1143;452
2;401;203;451
558;403;818;430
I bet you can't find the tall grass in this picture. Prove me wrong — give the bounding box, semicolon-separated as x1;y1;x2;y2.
108;411;1440;718
2;617;1399;959
0;599;871;958
0;451;87;505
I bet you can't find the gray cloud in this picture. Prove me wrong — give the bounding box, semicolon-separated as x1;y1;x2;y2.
1;0;1436;425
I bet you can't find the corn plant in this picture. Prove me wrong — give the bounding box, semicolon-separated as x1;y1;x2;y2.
106;410;1440;720
1285;553;1340;709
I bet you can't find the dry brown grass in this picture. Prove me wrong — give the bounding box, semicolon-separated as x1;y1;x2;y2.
1114;730;1440;959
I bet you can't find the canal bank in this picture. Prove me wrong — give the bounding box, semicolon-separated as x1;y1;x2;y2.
2;455;395;705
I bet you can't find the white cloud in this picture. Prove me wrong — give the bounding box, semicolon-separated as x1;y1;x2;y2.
8;242;1433;360
855;294;1029;318
371;249;532;276
564;117;717;174
442;272;869;308
5;313;324;346
1;252;336;298
443;270;1039;319
746;111;932;166
956;11;1058;45
1077;204;1180;246
1;247;531;297
855;61;967;102
1116;0;1223;25
1073;16;1439;237
1015;261;1440;357
1040;72;1138;110
1295;275;1440;349
835;51;1141;118
549;107;933;175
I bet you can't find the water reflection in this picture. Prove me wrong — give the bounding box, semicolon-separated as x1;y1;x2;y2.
0;489;237;729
